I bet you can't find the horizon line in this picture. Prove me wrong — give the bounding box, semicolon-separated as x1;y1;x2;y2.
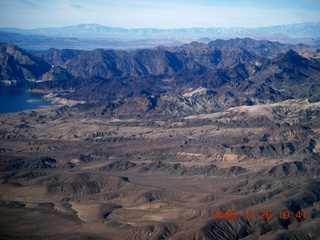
1;21;319;31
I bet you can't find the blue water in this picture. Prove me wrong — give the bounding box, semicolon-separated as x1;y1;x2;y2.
0;82;52;114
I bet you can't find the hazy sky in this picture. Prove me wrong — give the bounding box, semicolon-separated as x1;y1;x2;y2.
0;0;320;29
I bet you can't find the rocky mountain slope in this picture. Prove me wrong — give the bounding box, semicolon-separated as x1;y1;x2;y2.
31;40;320;117
0;43;51;81
1;39;320;117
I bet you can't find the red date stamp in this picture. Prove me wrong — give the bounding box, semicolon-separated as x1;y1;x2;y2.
212;209;306;221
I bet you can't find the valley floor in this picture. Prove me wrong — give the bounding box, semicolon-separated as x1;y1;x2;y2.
0;99;320;239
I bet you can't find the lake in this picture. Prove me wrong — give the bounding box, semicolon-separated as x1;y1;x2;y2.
0;82;52;114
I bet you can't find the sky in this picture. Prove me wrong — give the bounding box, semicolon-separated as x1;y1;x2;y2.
0;0;320;29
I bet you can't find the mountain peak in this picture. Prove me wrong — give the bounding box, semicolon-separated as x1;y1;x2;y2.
75;23;104;28
274;49;306;64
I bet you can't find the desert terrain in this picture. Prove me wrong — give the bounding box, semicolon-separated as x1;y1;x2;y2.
0;97;320;239
1;38;320;239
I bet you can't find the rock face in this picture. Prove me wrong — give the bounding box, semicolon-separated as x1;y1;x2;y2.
0;43;51;81
1;38;311;117
29;40;269;79
1;39;320;119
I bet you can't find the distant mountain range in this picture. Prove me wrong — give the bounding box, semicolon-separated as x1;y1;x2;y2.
2;22;320;39
0;23;320;50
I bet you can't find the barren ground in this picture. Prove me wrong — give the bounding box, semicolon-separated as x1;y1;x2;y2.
0;99;320;239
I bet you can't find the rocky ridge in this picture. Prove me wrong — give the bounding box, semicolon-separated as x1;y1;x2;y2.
2;39;318;117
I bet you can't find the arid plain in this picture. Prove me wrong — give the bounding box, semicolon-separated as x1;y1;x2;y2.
1;98;320;239
1;38;320;239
